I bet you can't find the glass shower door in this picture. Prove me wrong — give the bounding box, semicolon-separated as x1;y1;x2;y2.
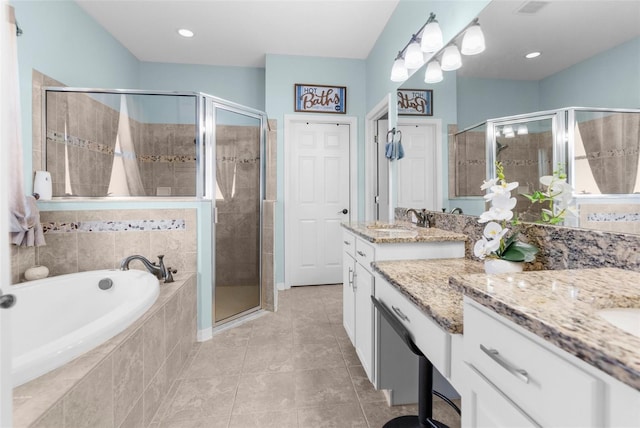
213;107;263;323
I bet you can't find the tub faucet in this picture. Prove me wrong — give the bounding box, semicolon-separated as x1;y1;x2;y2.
406;208;430;228
120;254;176;283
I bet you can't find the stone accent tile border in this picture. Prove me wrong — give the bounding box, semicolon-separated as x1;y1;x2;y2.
587;213;640;222
43;219;186;234
47;130;196;163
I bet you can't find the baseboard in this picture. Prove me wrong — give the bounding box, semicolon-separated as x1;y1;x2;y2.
197;327;213;342
277;282;287;290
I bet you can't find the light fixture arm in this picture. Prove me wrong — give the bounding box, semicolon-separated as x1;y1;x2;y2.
395;12;437;59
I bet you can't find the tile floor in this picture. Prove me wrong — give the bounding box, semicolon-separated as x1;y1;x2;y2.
151;284;461;428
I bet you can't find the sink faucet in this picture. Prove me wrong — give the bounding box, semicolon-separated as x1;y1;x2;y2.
406;208;430;228
450;207;463;214
120;254;176;283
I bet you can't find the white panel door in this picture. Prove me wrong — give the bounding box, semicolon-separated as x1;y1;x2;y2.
397;123;438;210
376;119;389;221
287;122;350;286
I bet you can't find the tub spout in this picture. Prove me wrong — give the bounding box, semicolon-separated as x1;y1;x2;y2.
120;255;176;283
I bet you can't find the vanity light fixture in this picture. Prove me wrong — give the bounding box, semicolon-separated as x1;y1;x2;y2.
177;28;194;38
441;45;462;71
424;60;443;84
525;51;541;59
390;16;486;83
460;22;485;55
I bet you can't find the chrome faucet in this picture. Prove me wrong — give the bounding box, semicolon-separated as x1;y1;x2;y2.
450;207;463;214
406;208;430;228
120;254;176;283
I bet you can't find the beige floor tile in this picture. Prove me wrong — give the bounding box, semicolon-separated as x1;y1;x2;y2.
293;342;345;370
228;410;298;428
297;404;368;428
348;365;386;404
360;402;419;428
158;417;229;428
210;322;253;347
338;338;362;367
162;376;239;422
294;367;358;409
232;372;296;415
292;322;337;345
243;343;295;373
180;342;247;379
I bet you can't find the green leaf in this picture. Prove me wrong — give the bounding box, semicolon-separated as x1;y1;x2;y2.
503;241;538;262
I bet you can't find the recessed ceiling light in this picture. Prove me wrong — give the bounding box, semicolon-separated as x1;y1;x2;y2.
177;28;194;38
525;51;541;59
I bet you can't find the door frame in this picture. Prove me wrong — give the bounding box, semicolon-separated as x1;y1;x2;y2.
283;114;358;289
365;95;391;222
397;117;443;211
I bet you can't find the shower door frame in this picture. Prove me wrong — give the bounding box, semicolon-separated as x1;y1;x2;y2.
202;94;268;327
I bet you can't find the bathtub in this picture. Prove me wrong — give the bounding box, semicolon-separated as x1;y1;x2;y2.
11;269;159;387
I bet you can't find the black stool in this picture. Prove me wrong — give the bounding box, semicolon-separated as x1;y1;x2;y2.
372;296;461;428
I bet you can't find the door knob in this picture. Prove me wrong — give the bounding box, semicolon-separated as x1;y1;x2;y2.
340;209;348;214
0;288;16;309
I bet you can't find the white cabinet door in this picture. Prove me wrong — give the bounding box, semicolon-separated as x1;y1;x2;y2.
463;365;539;428
342;253;355;344
354;262;374;382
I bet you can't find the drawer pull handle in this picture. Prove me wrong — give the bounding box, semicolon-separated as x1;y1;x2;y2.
348;267;354;287
392;305;410;322
344;240;351;245
357;250;367;257
480;344;529;384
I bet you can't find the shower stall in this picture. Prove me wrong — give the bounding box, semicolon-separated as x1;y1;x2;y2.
41;87;268;326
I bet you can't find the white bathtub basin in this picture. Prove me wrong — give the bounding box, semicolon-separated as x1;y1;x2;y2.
596;308;640;338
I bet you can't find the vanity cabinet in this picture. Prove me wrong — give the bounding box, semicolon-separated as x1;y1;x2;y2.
462;298;640;428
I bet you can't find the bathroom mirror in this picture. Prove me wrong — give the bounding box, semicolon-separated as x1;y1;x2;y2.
396;0;640;233
43;88;198;197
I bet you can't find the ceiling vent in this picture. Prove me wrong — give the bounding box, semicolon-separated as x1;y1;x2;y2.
516;1;550;14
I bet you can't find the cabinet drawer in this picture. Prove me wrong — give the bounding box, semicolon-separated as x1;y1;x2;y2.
342;231;356;258
355;239;375;268
376;278;450;376
464;300;602;427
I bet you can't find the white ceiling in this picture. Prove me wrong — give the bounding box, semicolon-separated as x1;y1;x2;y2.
76;0;640;79
458;0;640;80
76;0;400;68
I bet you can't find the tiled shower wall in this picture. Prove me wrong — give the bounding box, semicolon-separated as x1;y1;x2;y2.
10;209;197;284
35;70;197;197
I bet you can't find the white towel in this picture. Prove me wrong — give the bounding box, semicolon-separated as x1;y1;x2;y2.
10;195;45;247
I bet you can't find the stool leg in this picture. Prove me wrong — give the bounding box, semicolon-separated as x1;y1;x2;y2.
418;356;432;425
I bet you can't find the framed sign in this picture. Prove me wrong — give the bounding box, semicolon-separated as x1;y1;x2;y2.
397;89;433;116
294;84;347;114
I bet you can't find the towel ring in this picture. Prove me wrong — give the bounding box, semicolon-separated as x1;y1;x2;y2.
386;128;403;144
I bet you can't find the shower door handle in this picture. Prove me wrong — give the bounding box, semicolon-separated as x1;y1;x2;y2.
0;288;16;309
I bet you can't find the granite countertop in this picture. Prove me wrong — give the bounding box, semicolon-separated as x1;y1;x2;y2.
449;268;640;391
371;258;484;334
342;221;468;244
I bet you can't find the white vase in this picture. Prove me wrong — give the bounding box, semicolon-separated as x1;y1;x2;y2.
484;259;524;274
24;265;49;281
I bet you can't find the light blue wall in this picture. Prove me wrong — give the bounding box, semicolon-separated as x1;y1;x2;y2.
456;78;541;130
265;54;366;285
139;62;265;111
365;0;490;111
539;37;640;110
12;0;139;190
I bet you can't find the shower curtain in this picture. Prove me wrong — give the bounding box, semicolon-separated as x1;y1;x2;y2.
5;5;45;246
107;94;145;196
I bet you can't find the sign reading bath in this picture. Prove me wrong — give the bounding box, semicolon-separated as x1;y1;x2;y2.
294;84;347;114
397;89;433;116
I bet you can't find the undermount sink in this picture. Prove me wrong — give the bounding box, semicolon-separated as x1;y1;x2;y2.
596;308;640;338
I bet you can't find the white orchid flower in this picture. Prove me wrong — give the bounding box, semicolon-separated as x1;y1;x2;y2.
480;178;499;190
473;236;501;259
483;222;508;241
491;193;517;211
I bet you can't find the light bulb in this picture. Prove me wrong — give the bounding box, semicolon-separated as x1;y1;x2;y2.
177;28;194;38
390;58;409;82
517;125;529;135
461;23;485;55
503;125;515;138
421;20;443;53
424;61;443;84
441;45;462;71
404;40;424;69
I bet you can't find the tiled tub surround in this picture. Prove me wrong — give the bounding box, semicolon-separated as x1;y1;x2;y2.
397;209;640;272
450;268;640;391
10;209;197;284
13;273;197;428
